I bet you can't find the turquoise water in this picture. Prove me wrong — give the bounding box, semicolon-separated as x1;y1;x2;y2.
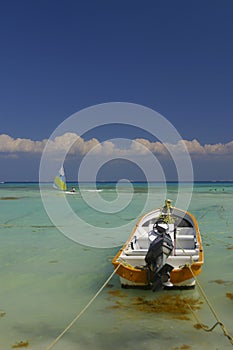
0;182;232;349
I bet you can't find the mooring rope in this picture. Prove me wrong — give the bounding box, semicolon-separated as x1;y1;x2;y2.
176;238;233;345
187;263;233;345
46;263;121;350
187;303;224;332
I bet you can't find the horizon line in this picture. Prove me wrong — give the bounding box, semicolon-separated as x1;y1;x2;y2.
1;180;233;184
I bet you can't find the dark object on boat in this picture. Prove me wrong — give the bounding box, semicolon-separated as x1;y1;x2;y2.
150;263;174;291
145;223;174;291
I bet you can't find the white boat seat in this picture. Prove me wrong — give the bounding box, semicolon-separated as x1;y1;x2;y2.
135;237;150;249
124;248;148;256
121;255;146;261
136;226;148;235
167;254;199;265
119;255;147;267
133;226;150;249
133;235;196;250
172;248;198;256
125;247;198;257
175;235;195;249
176;227;194;235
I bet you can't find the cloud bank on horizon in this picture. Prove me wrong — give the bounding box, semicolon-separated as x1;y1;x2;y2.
0;133;233;158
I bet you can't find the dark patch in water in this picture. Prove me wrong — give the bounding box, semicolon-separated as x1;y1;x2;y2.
210;279;230;285
11;340;29;348
172;345;191;350
49;260;58;264
0;197;23;200
108;289;127;297
226;292;233;300
132;189;148;193
194;323;208;330
108;292;202;320
132;295;202;319
31;225;56;228
108;302;123;310
0;311;6;317
175;315;190;321
226;245;233;250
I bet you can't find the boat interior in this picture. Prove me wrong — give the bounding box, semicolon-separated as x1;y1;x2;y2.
120;209;200;269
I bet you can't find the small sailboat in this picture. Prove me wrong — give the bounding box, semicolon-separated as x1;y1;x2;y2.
53;166;67;191
53;167;78;194
112;200;204;290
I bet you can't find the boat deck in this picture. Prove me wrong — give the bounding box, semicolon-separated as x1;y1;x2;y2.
119;225;199;269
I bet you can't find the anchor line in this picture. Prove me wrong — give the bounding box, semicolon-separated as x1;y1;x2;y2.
176;239;233;346
187;264;233;346
46;263;122;350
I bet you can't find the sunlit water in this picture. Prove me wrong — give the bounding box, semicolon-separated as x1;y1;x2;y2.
0;182;232;350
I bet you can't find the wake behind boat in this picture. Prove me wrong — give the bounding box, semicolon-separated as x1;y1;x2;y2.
112;200;204;290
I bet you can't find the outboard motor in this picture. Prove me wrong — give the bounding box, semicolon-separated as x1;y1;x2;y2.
145;221;174;291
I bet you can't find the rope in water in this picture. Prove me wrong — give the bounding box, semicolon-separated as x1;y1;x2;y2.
176;239;233;345
187;303;225;331
46;263;121;350
187;263;233;345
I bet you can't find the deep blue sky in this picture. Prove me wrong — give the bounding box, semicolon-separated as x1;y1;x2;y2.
0;0;233;181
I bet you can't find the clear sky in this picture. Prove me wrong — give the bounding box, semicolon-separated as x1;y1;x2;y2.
0;0;233;181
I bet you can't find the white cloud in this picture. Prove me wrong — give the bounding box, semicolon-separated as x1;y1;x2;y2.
132;139;167;155
182;139;233;155
0;133;233;157
0;134;47;153
45;133;99;155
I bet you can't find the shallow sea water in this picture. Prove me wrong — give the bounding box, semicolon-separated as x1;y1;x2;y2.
0;182;232;350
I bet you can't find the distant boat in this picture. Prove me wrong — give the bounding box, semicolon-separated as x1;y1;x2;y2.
53;166;67;191
112;199;204;290
53;167;77;194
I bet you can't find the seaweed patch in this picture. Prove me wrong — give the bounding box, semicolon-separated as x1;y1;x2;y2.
107;289;127;298
194;323;208;330
209;279;232;286
12;340;29;348
0;197;22;200
108;292;202;320
131;295;202;319
172;345;191;350
226;292;233;300
210;279;225;284
31;225;56;228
